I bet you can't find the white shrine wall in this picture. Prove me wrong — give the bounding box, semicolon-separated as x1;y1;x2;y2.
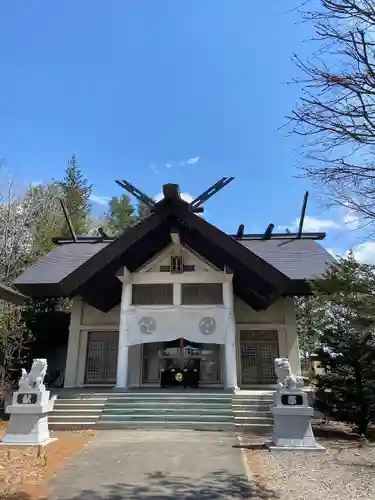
63;244;301;387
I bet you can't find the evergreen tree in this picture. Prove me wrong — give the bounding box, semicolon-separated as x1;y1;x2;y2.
313;252;375;436
57;155;92;236
105;194;141;236
295;296;324;375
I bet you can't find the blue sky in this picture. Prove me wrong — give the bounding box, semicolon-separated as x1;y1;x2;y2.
0;1;372;261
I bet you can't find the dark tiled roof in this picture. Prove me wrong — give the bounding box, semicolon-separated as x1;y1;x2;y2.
239;238;334;280
13;242;108;286
13;237;333;290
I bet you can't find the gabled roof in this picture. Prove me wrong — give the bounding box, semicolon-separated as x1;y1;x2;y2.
13;184;333;312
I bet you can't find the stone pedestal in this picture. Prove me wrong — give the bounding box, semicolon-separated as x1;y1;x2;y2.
269;389;325;452
1;389;57;446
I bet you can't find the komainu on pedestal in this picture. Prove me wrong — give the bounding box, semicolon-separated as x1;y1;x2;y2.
269;357;325;452
1;358;57;446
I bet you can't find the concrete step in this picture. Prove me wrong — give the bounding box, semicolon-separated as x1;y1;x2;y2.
59;393;232;399
96;421;234;430
99;413;234;422
233;397;273;403
101;397;233;403
233;410;271;417
52;408;103;413
102;408;233;416
234;403;272;408
49;414;101;420
49;419;234;430
105;399;232;409
49;391;275;431
234;416;273;425
54;401;106;406
54;398;108;403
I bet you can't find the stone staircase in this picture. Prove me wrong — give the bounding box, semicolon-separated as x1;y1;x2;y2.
232;392;273;434
48;390;274;432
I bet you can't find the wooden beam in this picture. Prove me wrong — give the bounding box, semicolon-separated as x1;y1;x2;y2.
59;199;77;242
162;184;180;200
263;223;275;240
298;191;309;238
170;229;180;245
236;224;244;239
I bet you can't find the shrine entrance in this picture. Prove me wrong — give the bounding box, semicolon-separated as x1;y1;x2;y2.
142;338;222;386
239;329;279;385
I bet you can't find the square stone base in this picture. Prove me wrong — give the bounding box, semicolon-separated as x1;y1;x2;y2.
0;437;57;447
1;414;52;446
270;405;325;452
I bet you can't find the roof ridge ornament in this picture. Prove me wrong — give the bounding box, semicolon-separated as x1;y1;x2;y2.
115;177;235;214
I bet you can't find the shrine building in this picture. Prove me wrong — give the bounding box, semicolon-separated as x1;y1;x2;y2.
13;178;333;391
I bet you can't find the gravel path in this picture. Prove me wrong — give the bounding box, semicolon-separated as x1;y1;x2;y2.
246;440;375;500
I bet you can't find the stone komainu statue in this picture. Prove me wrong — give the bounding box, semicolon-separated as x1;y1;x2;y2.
18;359;48;391
274;357;304;391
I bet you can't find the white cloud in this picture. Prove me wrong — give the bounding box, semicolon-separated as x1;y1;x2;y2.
278;215;340;233
312;235;375;266
352;242;375;264
186;156;200;165
89;194;111;206
342;208;361;229
154;191;205;217
300;216;340;232
180;192;195;203
152;156;200;172
154;192;195;204
326;243;375;265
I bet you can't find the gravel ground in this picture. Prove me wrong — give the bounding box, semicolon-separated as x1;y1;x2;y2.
246;440;375;500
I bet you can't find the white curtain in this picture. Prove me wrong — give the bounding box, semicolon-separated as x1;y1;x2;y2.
125;305;231;346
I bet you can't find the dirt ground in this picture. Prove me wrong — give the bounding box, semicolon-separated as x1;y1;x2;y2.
0;422;97;500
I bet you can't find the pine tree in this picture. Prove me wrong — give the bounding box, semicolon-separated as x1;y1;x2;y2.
313;252;375;436
58;155;92;236
105;194;140;236
295;296;324;375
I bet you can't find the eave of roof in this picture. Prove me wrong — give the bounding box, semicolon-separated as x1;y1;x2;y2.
0;282;27;305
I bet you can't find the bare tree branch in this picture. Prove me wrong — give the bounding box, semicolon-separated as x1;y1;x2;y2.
290;1;375;228
0;172;61;284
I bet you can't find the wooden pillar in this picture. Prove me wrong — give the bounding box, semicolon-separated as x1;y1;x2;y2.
223;278;239;391
116;268;132;388
64;297;82;387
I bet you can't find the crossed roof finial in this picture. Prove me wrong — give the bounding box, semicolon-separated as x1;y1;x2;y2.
115;177;235;214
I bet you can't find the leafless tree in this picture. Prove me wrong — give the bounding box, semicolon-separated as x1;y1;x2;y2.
0;301;33;397
0;172;55;400
0;173;60;284
290;1;375;230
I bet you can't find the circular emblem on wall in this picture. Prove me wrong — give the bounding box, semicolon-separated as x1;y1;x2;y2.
175;372;183;382
138;316;157;335
199;317;216;335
